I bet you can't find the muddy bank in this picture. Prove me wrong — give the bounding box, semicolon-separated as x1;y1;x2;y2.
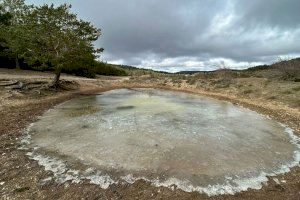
1;73;300;199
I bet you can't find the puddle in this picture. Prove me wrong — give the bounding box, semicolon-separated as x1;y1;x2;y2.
24;88;300;196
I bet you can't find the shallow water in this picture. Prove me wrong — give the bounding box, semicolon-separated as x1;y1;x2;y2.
27;88;300;195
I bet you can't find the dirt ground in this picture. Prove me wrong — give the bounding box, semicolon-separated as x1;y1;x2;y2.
0;69;300;200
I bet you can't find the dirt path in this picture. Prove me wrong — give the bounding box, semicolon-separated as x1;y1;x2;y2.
0;69;300;199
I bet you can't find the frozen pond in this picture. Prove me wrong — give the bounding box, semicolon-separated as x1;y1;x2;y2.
26;88;300;195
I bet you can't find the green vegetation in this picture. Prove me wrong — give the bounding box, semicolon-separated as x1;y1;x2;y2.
115;64;170;76
0;0;127;85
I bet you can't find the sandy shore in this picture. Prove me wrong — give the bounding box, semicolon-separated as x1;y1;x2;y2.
1;69;299;199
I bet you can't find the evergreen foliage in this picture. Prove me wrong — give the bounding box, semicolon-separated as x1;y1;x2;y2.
0;1;127;84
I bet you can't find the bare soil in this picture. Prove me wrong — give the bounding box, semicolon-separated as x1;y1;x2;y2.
1;69;300;200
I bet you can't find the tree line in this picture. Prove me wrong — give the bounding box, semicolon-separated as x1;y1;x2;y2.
0;0;126;86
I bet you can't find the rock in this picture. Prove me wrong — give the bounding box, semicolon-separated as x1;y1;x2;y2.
38;177;53;189
273;178;280;185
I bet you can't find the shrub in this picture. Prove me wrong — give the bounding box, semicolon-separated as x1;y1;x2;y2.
242;89;253;95
186;76;197;85
93;61;127;76
274;58;300;81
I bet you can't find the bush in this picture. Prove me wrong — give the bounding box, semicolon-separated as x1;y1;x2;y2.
274;58;300;81
0;59;127;78
186;76;197;85
93;61;127;76
73;67;96;78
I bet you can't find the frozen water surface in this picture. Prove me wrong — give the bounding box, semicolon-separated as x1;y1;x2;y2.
27;88;300;195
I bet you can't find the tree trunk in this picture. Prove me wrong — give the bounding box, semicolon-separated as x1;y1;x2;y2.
15;55;20;70
51;66;62;87
52;72;61;87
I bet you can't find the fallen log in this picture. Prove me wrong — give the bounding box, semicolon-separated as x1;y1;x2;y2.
5;81;25;90
0;80;19;87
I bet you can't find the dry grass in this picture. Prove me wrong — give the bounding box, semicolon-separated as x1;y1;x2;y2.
1;68;300;200
169;73;300;109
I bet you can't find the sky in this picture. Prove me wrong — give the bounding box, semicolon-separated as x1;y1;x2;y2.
27;0;300;72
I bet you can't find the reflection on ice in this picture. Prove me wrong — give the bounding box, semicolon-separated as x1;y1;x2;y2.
26;88;300;195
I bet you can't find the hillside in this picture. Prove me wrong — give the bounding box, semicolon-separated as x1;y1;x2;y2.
176;58;300;81
109;58;300;82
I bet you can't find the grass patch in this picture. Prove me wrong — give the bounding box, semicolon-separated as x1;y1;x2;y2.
292;86;300;92
291;100;300;108
186;77;197;85
266;95;277;100
242;89;253;95
281;90;293;94
263;79;272;87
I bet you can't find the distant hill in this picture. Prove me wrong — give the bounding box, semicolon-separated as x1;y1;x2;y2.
176;58;299;76
104;57;299;81
175;71;201;75
109;63;171;75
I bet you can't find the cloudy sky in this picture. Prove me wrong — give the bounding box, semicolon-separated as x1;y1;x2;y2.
28;0;300;72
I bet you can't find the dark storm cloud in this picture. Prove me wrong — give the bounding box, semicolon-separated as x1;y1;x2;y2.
234;0;300;29
28;0;300;71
